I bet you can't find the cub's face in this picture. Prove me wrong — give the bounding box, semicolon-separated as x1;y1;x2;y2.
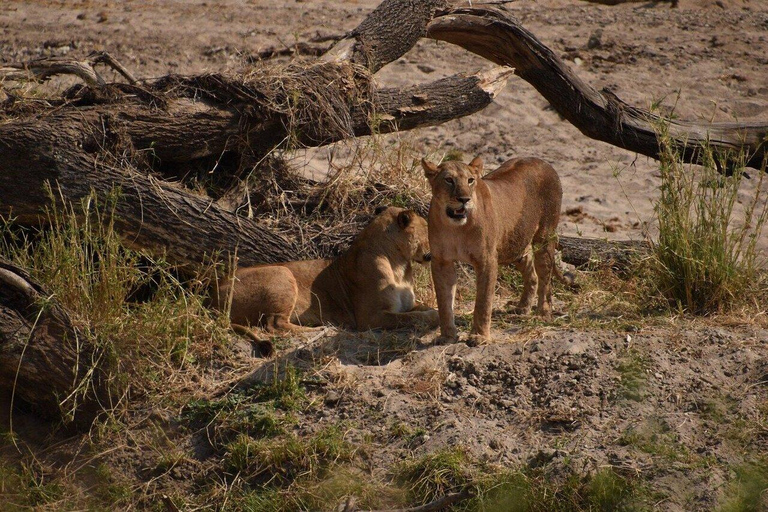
377;207;431;264
422;156;483;226
404;212;432;264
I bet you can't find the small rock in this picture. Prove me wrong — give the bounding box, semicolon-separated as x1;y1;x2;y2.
324;390;341;406
587;29;603;49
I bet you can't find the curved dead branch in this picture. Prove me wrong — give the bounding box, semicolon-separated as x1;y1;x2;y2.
0;51;137;87
427;5;768;171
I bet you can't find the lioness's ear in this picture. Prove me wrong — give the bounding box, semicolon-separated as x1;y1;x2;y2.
397;210;414;229
469;156;484;175
421;158;439;180
374;205;389;215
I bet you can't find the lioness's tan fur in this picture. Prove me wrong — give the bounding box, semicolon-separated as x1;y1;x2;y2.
213;207;438;345
422;156;562;344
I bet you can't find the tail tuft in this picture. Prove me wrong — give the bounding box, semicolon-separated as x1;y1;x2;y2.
553;266;580;291
231;323;275;358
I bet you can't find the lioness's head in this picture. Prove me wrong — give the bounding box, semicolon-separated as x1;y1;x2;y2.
421;156;483;226
373;206;431;264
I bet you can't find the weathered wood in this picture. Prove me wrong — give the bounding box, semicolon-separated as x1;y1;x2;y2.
427;5;767;171
0;51;137;87
337;0;450;72
558;236;649;271
0;120;299;267
0;259;101;427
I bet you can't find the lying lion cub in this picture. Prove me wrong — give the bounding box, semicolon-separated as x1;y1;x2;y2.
422;155;562;345
213;207;439;353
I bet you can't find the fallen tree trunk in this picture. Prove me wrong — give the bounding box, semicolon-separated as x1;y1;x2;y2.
0;260;102;428
558;236;649;271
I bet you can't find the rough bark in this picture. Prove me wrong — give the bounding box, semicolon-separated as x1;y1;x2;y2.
0;120;299;267
333;0;450;72
427;5;767;171
558;236;649;271
0;259;101;427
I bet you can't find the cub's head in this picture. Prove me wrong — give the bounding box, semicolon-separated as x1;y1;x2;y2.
421;156;483;226
374;206;431;264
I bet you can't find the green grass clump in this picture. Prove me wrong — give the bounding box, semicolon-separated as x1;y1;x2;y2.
183;366;307;450
614;349;649;402
618;417;692;464
718;461;768;512
249;365;306;411
394;447;473;505
1;189;229;414
650;124;768;315
469;466;644;512
0;461;66;510
225;425;355;485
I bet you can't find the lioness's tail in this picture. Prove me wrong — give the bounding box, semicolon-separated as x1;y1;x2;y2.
231;324;275;358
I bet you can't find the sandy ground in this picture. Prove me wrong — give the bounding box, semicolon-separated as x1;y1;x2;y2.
2;0;768;510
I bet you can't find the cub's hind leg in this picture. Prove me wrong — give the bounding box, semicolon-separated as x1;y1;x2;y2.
228;266;306;332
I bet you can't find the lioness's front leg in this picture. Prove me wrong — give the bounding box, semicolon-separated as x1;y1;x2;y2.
469;259;498;345
431;257;459;343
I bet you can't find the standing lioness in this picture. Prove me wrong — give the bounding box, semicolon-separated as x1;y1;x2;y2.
213;207;439;348
422;155;562;345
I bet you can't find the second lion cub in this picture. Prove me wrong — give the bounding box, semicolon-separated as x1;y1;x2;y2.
422;155;562;345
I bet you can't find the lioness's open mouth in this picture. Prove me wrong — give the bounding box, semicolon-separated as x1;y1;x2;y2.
446;205;467;220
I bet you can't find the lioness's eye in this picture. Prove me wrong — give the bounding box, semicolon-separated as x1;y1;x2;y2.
445;177;454;185
468;177;475;184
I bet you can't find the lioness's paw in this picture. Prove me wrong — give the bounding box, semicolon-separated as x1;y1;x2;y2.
505;301;532;315
465;334;490;347
434;334;459;345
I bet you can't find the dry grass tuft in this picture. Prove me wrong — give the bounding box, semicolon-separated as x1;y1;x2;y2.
649;122;768;315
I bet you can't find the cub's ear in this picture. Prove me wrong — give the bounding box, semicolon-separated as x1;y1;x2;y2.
374;205;389;215
397;210;414;229
421;158;439;180
469;156;484;175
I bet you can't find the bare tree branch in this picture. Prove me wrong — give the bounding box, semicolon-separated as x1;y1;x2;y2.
427;5;767;170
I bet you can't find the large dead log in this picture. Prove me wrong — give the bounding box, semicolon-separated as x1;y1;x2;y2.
0;259;102;428
558;236;649;271
0;118;300;267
